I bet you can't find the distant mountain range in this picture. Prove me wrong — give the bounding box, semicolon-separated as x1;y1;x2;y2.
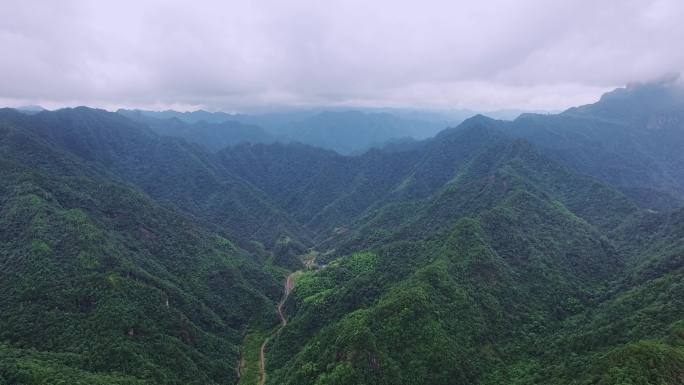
116;107;551;155
1;81;682;385
117;108;460;154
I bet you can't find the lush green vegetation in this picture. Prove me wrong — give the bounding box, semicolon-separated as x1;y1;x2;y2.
0;115;283;384
236;331;270;385
1;82;683;384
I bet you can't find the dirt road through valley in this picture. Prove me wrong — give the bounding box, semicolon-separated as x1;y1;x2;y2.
258;273;296;385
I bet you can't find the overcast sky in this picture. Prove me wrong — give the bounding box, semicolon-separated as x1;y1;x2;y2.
1;0;683;112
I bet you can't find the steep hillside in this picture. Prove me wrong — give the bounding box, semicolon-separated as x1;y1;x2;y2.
262;136;644;385
497;207;684;385
0;120;282;384
0;108;310;254
504;81;684;210
218;142;421;237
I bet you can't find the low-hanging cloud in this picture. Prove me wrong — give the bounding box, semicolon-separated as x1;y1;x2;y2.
1;0;683;111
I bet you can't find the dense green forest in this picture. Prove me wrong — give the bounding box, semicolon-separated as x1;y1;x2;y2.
1;82;683;384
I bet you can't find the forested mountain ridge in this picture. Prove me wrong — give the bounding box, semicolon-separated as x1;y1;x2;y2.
506;81;684;210
218;114;638;249
0;81;683;384
0;118;283;384
0;107;311;254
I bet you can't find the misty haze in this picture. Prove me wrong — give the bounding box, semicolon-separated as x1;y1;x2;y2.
1;1;683;385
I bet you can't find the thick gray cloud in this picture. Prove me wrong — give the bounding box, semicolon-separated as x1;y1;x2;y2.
1;0;683;111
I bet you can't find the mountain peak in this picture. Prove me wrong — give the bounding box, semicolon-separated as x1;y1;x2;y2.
563;77;684;121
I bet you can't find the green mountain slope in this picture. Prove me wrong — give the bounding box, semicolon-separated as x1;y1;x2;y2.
0;117;282;384
0;82;683;385
218;142;422;239
504;81;684;210
261;130;648;385
0;108;310;255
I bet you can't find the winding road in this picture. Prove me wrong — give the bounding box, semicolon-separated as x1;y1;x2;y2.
258;273;296;385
